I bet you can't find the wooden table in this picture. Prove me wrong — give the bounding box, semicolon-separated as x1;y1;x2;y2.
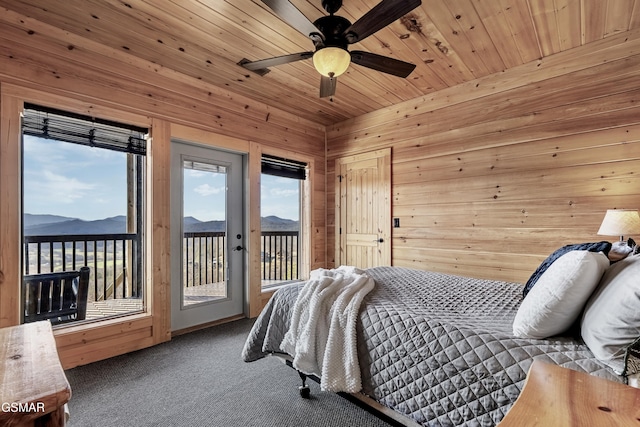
499;360;640;426
0;321;70;427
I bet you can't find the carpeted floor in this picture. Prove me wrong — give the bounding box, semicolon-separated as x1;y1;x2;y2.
65;318;393;427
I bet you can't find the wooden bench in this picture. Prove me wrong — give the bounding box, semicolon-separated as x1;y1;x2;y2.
22;267;90;325
499;360;640;426
0;321;71;427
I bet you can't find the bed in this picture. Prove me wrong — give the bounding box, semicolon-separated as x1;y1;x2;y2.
242;256;639;427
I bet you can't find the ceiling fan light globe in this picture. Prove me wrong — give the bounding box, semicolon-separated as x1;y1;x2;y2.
313;47;350;77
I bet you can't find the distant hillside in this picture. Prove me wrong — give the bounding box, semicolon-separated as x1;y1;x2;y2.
24;215;127;235
24;213;76;227
183;216;298;232
23;214;298;235
260;215;299;231
184;219;225;233
183;216;202;227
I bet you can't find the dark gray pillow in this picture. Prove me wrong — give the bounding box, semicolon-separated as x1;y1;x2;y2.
523;241;611;298
624;337;640;377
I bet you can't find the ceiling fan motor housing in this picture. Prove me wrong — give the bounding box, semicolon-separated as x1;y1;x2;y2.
313;15;351;50
321;0;343;14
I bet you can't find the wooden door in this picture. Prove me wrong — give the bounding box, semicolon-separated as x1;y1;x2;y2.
335;148;391;268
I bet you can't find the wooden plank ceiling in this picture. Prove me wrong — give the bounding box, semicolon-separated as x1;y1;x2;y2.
1;0;639;126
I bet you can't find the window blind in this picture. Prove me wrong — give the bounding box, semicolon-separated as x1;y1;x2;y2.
261;154;307;180
22;103;148;155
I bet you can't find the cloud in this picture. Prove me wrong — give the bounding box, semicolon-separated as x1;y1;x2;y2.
24;136;123;167
186;169;207;178
22;136;130;219
269;188;298;198
39;170;96;203
193;183;224;196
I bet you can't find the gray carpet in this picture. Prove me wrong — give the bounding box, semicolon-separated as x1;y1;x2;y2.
65;318;393;427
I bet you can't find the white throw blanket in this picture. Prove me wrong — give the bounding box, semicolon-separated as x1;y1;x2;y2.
280;265;375;393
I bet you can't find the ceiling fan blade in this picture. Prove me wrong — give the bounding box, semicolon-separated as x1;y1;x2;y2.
350;51;416;77
261;0;322;39
240;52;313;72
343;0;422;43
319;75;337;98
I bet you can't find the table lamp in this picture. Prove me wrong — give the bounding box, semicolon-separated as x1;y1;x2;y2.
597;209;640;242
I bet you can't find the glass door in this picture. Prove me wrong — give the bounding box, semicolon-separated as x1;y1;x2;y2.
170;140;245;331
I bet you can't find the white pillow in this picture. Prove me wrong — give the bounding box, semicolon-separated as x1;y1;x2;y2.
581;254;640;374
513;250;609;339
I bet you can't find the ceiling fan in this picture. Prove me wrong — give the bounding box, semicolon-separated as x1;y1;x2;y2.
239;0;422;98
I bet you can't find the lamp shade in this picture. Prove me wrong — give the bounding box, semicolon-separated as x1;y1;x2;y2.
597;209;640;238
312;47;351;78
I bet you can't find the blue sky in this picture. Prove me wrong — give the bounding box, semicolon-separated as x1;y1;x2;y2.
23;136;300;221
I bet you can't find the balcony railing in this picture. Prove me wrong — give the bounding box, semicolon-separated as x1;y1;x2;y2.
261;231;299;282
182;232;226;288
23;230;300;302
183;231;300;287
23;233;142;303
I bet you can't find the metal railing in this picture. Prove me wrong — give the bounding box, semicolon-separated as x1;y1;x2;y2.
183;230;300;286
261;231;299;282
182;232;226;288
23;230;300;300
23;233;142;302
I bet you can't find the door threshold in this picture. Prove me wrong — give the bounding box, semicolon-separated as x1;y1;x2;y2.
171;313;246;337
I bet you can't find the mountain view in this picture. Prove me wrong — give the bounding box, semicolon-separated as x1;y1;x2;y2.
23;214;299;235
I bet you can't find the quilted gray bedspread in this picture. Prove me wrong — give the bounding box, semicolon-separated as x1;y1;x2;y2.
242;266;622;427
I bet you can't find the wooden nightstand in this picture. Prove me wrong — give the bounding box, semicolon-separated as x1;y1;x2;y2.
0;321;71;427
499;360;640;426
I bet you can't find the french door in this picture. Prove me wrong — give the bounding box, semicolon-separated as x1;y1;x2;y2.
170;140;245;331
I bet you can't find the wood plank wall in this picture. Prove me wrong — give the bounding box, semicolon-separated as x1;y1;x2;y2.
326;28;640;284
0;9;326;367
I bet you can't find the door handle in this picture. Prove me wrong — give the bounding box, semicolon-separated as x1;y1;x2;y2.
373;238;384;243
232;245;244;251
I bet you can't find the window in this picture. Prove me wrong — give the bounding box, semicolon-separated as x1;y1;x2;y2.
21;104;148;325
260;155;306;289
